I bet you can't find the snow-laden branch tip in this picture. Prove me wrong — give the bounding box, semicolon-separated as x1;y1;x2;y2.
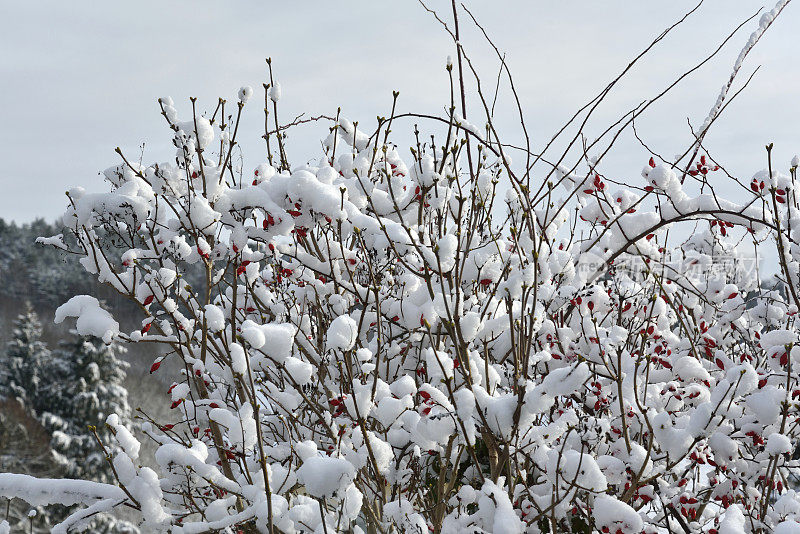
0;473;126;508
54;295;119;343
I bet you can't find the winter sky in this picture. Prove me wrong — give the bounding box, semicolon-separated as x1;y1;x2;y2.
1;1;798;224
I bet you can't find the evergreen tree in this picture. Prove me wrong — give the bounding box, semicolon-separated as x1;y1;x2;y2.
43;333;131;483
0;306;52;410
0;309;66;532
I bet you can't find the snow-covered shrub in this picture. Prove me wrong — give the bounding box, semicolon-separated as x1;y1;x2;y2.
3;2;800;532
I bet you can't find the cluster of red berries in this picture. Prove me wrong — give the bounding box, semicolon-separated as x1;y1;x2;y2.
262;213;276;229
710;219;734;236
418;390;435;416
582;173;606;195
687;155;719;176
328;395;348;417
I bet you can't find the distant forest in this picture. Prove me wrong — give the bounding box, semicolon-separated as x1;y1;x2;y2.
0;216;179;381
0;219;97;309
0;217;204;336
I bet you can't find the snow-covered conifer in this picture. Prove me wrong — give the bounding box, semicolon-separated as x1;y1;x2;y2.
0;306;51;411
44;334;131;483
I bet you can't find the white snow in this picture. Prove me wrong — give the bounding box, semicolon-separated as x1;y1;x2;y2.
204;304;226;332
269;82;282;103
719;505;746;534
230;342;247;375
238;85;253;103
240;321;295;361
767;433;793;455
54;295;119;343
284;356;313;385
0;473;126;507
296;456;355;498
593;495;642;534
106;414;140;460
326;315;358;351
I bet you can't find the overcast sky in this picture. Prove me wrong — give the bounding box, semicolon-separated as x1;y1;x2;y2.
1;1;798;224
